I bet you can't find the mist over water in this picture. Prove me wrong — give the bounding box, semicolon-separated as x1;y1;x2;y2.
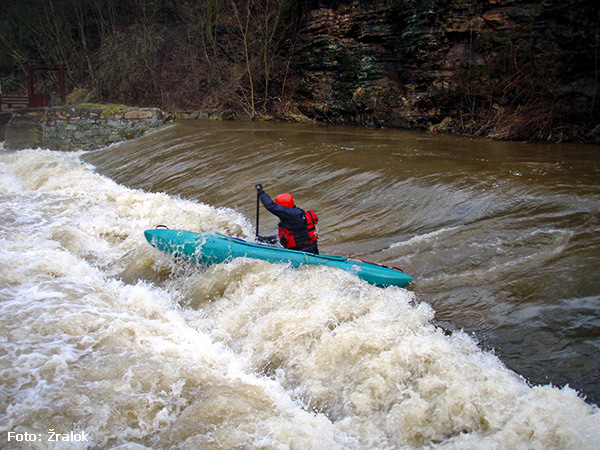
1;121;600;448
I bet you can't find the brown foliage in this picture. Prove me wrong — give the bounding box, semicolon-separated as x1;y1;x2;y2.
0;0;303;117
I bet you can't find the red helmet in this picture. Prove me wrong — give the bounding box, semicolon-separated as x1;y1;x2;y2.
275;193;295;208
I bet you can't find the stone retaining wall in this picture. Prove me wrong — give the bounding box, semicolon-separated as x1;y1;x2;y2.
4;104;167;150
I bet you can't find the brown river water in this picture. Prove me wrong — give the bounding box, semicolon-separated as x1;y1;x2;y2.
1;120;599;448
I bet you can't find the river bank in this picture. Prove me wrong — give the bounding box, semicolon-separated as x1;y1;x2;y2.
169;104;600;146
2;99;598;152
3;1;597;146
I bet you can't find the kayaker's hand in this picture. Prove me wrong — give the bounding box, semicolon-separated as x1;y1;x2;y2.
255;183;263;192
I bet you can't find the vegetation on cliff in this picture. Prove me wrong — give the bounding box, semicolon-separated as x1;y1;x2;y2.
292;0;599;143
0;0;598;143
432;0;600;143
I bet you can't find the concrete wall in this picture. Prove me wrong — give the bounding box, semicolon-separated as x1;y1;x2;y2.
0;112;11;142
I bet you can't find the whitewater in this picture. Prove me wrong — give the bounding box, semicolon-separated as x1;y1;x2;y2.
1;146;599;449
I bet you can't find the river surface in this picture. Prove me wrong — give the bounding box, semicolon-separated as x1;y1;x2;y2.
1;120;599;448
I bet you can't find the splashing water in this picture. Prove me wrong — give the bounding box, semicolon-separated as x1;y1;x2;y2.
1;147;599;449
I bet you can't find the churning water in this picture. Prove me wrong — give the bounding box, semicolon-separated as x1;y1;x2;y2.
1;121;599;449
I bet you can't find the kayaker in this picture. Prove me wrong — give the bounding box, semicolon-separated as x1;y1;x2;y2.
255;183;319;254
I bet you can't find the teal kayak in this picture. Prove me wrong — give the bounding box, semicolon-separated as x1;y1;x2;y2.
144;229;413;288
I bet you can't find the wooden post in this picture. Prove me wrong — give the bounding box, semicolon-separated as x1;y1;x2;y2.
59;65;66;105
28;65;35;108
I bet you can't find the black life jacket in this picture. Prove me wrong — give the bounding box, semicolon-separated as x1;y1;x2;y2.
278;210;318;250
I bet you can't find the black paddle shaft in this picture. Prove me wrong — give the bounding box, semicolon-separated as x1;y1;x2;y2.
255;189;260;237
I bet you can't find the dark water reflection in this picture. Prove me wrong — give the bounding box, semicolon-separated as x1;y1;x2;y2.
84;120;600;404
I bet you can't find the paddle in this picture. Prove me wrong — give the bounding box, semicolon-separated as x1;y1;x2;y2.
255;184;277;245
255;183;261;238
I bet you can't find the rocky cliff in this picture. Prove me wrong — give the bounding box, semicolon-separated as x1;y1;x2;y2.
289;0;599;142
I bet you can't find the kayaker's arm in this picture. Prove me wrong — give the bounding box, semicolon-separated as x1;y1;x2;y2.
258;191;284;214
256;185;295;221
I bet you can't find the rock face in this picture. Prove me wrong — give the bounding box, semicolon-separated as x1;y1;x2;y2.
290;0;599;141
5;105;166;150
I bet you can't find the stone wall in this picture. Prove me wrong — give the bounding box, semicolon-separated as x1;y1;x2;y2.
4;104;167;150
